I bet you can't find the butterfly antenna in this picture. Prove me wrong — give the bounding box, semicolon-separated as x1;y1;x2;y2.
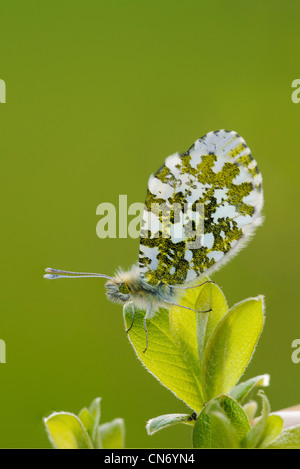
44;268;113;281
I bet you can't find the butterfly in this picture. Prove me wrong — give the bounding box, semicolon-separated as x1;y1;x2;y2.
45;130;263;352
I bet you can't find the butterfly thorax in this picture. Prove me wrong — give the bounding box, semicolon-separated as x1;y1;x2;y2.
105;265;176;308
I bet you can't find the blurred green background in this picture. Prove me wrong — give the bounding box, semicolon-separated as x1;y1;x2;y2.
0;0;299;448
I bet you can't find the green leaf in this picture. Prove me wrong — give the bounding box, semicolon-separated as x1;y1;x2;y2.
44;412;94;449
88;397;102;446
209;411;240;448
124;280;227;411
78;407;94;437
194;281;228;364
193;395;250;448
243;400;258;422
202;296;264;401
98;418;125;449
265;425;300;449
257;415;284;448
89;397;101;428
78;397;102;448
169;280;227;372
124;304;203;410
229;374;270;404
146;413;195;435
241;391;270;448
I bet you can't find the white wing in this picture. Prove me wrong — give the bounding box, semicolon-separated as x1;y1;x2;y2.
139;130;263;285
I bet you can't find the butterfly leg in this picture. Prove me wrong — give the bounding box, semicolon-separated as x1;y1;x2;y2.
143;303;153;354
166;302;212;314
170;280;215;290
126;301;135;333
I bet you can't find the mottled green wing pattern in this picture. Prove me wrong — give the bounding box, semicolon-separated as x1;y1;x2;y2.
139;130;263;286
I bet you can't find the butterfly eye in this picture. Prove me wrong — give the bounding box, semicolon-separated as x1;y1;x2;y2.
119;283;130;294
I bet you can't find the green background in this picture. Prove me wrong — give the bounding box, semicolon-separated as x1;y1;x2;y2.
0;0;299;449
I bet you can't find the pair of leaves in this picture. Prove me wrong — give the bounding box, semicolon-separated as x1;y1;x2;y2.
146;374;269;444
240;391;300;449
124;280;264;411
124;279;300;448
191;390;291;449
192;394;251;448
147;379;300;449
44;398;125;449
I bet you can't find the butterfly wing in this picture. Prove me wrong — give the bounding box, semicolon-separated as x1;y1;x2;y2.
139;130;263;285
